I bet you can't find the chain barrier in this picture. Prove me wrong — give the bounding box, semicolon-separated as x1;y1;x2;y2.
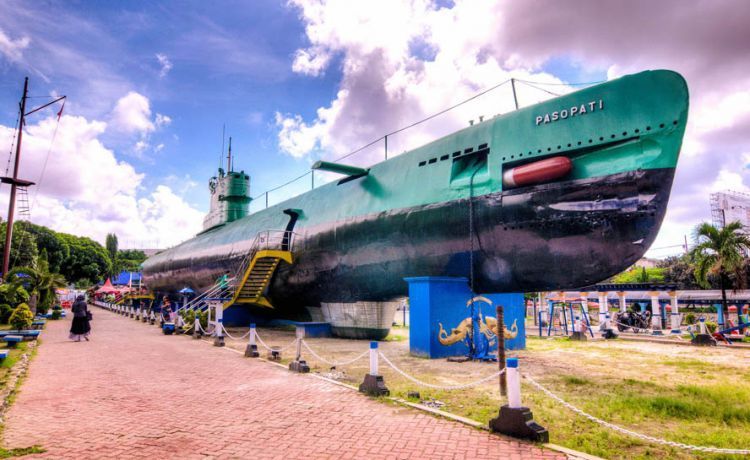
253;331;298;352
300;340;369;367
524;374;750;454
220;324;251;341
378;352;505;390
197;322;216;336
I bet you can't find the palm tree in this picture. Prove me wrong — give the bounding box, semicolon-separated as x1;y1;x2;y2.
6;255;67;314
691;221;750;326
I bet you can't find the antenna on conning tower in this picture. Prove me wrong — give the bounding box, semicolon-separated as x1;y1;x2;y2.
227;137;233;172
220;124;225;170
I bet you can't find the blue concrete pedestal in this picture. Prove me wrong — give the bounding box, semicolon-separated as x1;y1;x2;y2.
405;277;525;359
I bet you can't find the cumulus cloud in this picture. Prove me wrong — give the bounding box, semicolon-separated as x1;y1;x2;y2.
0;28;30;62
280;0;750;257
110;92;155;134
156;52;173;78
0;109;203;248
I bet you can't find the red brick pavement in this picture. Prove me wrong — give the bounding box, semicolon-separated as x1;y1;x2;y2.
3;308;567;459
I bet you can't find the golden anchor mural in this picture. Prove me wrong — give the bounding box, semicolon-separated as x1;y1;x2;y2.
437;296;519;346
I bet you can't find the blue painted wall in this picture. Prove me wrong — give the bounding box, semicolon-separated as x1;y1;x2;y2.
406;277;525;358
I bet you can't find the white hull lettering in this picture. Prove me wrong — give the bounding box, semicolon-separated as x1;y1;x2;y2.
535;99;604;126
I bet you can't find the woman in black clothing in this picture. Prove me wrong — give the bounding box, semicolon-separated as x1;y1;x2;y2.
69;295;91;342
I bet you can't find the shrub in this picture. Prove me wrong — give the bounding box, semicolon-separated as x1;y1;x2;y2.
684;313;696;325
705;321;718;334
51;310;62;320
9;303;34;331
0;303;13;324
180;309;208;329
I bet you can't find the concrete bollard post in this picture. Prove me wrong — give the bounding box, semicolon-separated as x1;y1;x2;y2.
245;324;259;357
570;315;587;341
149;311;155;325
650;291;663;335
597;292;607;331
602;312;617;339
359;342;389;396
489;358;548;442
669;290;681;334
691;317;717;346
289;326;310;373
193;317;202;339
213;313;225;347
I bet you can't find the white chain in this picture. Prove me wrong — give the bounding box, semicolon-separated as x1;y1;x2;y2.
253;331;298;352
524;374;750;454
378;352;505;390
197;322;216;336
301;340;369;367
254;331;272;351
221;324;251;340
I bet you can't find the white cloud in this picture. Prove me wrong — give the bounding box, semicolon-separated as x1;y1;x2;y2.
0;108;203;249
0;28;30;62
110;92;155;134
155;113;172;128
281;0;750;260
155;52;173;78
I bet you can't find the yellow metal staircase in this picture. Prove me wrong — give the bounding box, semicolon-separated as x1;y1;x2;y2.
223;249;293;309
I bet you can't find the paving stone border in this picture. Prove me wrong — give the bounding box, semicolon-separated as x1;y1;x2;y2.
0;341;37;427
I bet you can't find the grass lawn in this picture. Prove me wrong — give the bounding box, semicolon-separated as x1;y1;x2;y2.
226;326;750;459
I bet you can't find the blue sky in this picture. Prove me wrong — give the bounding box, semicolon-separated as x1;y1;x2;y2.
0;0;749;257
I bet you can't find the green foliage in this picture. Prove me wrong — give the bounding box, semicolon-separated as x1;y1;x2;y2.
17;221;70;273
9;303;33;330
180;309;208;329
657;254;703;288
0;223;39;270
0;303;12;323
74;278;92;289
692;221;750;289
57;233;111;283
7;255;67;313
684;313;696;325
105;233;118;276
50;309;61;320
0;282;29;307
117;249;147;272
612;266;665;284
705;321;718;334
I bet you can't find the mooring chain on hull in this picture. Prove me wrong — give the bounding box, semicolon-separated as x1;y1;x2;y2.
300;340;369;367
523;374;750;454
378;352;505;391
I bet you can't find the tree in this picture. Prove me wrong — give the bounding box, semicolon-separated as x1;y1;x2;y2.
0;222;39;275
6;254;67;314
691;221;750;325
106;233;119;277
57;233;112;283
9;302;34;330
18;221;70;273
117;249;147;272
657;254;703;289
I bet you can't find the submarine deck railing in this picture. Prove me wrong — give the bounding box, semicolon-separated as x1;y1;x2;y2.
178;229;299;314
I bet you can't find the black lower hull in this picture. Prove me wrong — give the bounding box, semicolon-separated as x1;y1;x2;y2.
265;168;674;310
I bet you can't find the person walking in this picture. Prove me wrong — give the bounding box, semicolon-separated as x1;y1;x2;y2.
69;295;91;342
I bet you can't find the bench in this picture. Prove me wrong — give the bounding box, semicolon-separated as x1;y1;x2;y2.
4;336;23;348
0;330;41;339
0;350;8;361
32;321;46;329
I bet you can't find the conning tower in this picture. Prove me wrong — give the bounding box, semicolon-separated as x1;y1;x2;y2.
202;138;251;231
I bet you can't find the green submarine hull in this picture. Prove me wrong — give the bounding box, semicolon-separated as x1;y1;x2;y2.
143;70;688;312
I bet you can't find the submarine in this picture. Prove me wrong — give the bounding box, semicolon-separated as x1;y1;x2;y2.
143;70;689;317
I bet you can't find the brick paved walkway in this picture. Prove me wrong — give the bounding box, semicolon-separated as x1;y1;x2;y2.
4;308;566;459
